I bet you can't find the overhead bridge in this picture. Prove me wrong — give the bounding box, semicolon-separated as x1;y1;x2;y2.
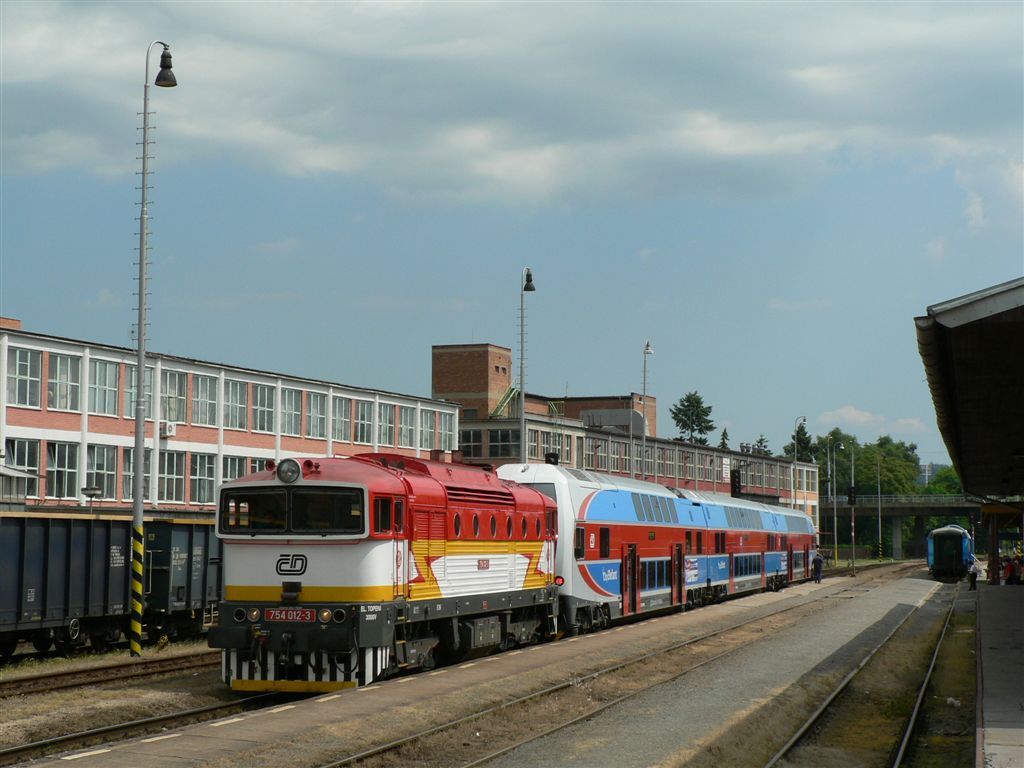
817;495;982;559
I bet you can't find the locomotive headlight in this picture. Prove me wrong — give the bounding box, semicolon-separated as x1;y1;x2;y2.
277;458;301;484
233;608;247;623
247;607;262;622
319;608;332;624
333;609;347;623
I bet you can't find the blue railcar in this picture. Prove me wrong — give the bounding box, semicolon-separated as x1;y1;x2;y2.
926;524;973;580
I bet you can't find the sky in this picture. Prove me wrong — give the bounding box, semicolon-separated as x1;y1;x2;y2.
2;1;1022;466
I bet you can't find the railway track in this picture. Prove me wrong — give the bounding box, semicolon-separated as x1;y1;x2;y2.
0;650;220;697
312;565;918;768
763;581;962;768
0;692;281;766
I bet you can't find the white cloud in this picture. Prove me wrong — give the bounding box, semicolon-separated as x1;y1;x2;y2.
820;405;885;428
964;190;988;231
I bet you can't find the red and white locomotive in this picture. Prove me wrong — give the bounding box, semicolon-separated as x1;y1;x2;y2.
208;454;558;692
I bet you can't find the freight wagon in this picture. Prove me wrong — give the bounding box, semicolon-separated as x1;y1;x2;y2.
0;513;221;658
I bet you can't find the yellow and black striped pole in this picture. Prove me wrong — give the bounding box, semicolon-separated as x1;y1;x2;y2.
131;525;145;656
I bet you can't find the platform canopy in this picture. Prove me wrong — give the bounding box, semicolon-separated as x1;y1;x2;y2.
915;277;1024;498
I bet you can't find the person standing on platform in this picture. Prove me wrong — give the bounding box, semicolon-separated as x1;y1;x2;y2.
812;552;824;584
968;558;980;591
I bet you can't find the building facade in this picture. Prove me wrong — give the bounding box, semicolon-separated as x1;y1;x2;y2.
433;343;820;527
2;318;458;518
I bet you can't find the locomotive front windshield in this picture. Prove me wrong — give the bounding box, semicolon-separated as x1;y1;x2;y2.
220;487;365;535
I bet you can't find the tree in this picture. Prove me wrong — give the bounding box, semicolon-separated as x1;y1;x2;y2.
753;434;770;455
924;466;962;494
784;421;813;462
718;428;730;450
670;391;715;443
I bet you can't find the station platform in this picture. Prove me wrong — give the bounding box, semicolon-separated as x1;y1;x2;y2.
976;581;1024;768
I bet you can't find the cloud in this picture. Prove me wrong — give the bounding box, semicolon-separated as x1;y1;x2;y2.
1;2;1021;206
820;405;885;429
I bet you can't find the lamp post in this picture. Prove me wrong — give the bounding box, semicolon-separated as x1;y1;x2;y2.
133;40;177;658
850;447;856;575
519;267;535;464
640;340;653;479
833;442;843;563
876;454;882;561
791;416;806;512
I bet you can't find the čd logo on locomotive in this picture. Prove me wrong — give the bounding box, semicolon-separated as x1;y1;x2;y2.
275;553;308;575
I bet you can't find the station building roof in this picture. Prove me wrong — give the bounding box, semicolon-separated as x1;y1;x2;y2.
915;277;1024;498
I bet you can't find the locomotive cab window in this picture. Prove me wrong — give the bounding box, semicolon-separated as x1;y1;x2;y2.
292;489;364;534
222;488;365;535
373;498;392;534
574;526;586;560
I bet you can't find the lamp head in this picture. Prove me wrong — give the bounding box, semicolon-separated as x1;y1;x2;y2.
643;340;654;356
522;268;535;292
155;45;177;87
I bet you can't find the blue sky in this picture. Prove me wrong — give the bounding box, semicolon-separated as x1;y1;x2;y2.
2;1;1021;465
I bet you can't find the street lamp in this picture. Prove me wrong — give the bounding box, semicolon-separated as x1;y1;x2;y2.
519;267;535;464
641;340;653;479
833;442;843;563
850;446;857;574
133;40;177;658
876;454;882;561
791;416;805;512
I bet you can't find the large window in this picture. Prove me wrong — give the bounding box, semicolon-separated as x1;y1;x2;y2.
224;380;247;430
122;447;152;500
86;444;118;499
355;400;373;444
419;410;435;450
378;403;395;446
192;374;218;426
332;396;352;442
124;365;154;420
488;428;518;458
399;406;416;448
307;392;326;439
440;412;454;451
88;360;119;415
47;354;81;411
281;388;302;436
252;384;275;433
161;369;187;423
159;450;186;502
46;441;79;498
5;438;39;496
191;453;216;504
223;455;249;481
6;348;41;407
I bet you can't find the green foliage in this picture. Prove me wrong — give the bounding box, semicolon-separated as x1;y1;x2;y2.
923;466;963;494
783;421;813;462
811;429;921;497
718;428;730;449
670;391;715;443
753;434;770;455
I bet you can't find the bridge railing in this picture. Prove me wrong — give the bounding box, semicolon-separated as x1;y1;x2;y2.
823;494;972;506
